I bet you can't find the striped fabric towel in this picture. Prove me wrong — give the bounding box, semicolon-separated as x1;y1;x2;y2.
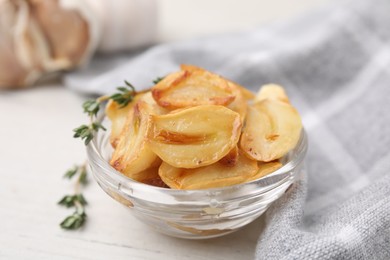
65;0;390;258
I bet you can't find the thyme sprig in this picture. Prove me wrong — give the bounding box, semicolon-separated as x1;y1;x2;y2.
58;164;88;230
73;81;136;145
60;80;137;230
109;80;136;108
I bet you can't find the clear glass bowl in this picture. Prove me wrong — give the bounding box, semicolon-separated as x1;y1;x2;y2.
87;118;307;239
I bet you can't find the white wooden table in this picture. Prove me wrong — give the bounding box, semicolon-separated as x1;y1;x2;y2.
0;1;333;259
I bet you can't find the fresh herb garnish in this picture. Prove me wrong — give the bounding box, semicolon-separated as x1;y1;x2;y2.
153;77;164;85
109;80;136;108
60;207;87;230
73;81;135;145
58;194;88;208
58;164;88;230
60;80;137;230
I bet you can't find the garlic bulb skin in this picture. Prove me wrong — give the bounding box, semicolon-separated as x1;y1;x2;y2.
0;1;23;87
0;0;94;88
0;0;157;89
0;0;42;88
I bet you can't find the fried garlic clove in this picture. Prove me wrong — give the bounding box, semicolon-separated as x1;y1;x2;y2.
179;64;202;72
180;64;250;121
159;150;258;190
246;161;283;182
106;93;145;148
240;100;302;162
227;87;247;122
151;67;236;110
138;168;169;188
219;146;239;167
238;85;255;101
106;91;168;148
110;100;158;180
181;64;255;101
134;159;169;188
148;105;242;168
255;84;290;103
139;91;169;115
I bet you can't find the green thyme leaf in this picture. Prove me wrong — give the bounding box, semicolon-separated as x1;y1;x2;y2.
153;77;164;84
58;195;77;208
82;100;100;117
60;211;87;230
73;125;89;138
117;87;128;92
91;122;106;131
64;166;78;179
109;80;136;108
76;194;88;205
59;163;89;230
58;194;87;207
73;125;94;145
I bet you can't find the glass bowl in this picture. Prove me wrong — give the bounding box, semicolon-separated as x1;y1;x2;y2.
86;118;307;239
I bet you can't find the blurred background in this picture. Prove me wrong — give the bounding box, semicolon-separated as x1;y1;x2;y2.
0;0;335;90
158;0;333;41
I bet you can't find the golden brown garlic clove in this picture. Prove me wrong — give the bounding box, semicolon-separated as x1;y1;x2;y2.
110;100;158;180
240;99;302;162
159;150;258;190
147;105;242;169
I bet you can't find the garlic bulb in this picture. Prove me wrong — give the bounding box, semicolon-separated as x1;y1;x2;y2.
0;0;157;89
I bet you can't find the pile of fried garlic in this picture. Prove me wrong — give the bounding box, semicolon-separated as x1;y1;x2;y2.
106;65;302;190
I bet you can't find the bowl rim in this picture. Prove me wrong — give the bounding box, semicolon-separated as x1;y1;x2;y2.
87;120;308;195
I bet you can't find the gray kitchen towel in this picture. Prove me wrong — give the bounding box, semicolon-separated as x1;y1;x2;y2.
65;0;390;259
